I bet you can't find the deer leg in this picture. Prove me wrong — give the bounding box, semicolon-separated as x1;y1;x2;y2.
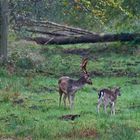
104;105;107;114
104;101;108;114
68;95;70;105
97;98;102;113
63;94;67;108
111;102;115;115
70;94;75;110
59;89;63;107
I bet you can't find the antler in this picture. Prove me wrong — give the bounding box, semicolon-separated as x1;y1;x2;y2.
80;57;88;74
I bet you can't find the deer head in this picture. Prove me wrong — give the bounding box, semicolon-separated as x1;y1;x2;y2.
114;87;121;96
80;58;92;85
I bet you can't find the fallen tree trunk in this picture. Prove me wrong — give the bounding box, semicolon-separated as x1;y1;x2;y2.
15;16;140;45
25;33;140;45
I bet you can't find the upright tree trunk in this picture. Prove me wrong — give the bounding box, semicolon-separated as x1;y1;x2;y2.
0;0;8;62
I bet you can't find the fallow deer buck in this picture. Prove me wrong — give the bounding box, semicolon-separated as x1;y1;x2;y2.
97;87;121;115
58;58;92;109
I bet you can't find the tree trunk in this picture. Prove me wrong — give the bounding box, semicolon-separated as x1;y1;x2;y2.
15;16;140;45
26;33;140;45
0;0;8;62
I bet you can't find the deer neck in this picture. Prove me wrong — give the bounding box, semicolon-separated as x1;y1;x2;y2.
111;90;118;101
73;77;86;89
67;77;86;93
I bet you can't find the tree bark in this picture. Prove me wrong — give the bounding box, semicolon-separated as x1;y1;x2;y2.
0;0;8;62
26;33;140;45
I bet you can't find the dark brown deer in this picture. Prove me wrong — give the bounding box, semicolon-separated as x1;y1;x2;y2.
58;58;92;109
97;87;121;115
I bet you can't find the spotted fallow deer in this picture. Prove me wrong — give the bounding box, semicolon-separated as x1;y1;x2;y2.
58;58;92;109
97;87;121;115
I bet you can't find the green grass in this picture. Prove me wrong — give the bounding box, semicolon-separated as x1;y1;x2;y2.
0;39;139;139
0;74;139;140
7;40;140;77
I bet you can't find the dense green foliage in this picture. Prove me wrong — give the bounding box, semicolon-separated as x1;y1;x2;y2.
9;0;140;32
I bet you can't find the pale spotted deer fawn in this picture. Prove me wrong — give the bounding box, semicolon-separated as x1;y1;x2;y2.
97;87;121;115
58;58;92;109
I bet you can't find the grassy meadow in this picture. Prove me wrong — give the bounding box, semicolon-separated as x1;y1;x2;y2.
0;40;140;139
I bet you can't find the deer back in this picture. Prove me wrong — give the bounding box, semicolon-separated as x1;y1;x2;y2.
99;89;119;102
